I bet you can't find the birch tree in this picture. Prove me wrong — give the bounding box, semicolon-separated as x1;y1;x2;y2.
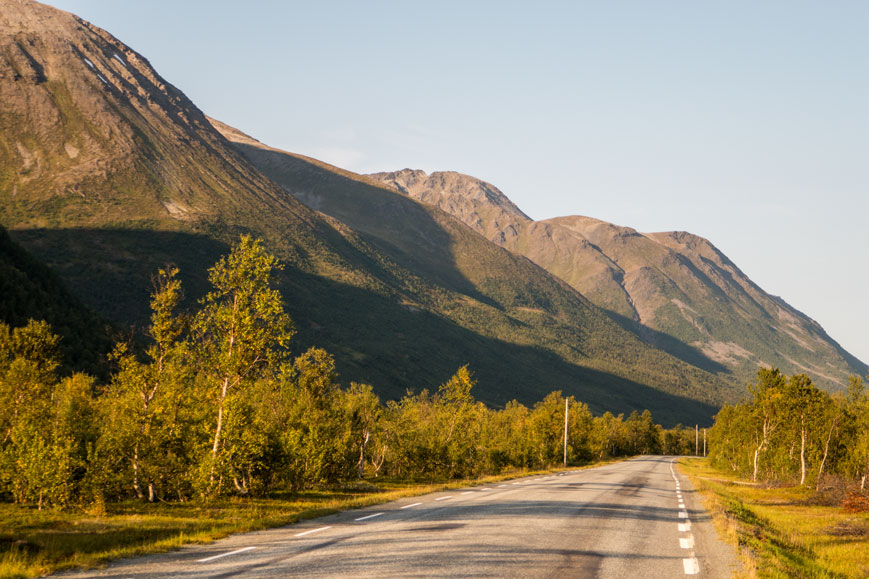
193;236;293;495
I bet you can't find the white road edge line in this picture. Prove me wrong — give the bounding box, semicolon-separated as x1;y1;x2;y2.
683;556;700;574
680;535;695;549
197;546;257;563
678;522;691;532
295;526;332;537
355;512;384;521
400;502;423;509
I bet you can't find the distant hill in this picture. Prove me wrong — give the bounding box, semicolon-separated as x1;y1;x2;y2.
369;169;867;391
0;0;736;425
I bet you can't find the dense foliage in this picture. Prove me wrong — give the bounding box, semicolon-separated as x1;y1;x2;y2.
708;368;869;489
0;237;700;509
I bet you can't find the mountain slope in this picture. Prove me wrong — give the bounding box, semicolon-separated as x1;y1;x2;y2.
1;0;733;424
214;121;740;421
368;170;867;391
0;223;111;375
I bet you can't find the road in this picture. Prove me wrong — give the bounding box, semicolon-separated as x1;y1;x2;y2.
59;456;739;578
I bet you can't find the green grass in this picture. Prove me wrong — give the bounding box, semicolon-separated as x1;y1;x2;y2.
0;464;609;579
678;458;869;578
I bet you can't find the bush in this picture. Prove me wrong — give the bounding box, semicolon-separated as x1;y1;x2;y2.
842;490;869;513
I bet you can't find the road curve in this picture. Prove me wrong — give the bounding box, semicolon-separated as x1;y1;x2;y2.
58;456;738;578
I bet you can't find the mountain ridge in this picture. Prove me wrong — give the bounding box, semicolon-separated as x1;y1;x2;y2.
367;169;866;391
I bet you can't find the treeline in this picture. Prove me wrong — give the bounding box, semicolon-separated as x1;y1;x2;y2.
709;368;869;489
0;236;695;509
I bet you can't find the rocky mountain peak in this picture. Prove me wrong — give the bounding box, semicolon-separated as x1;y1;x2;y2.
371;167;867;392
0;0;292;228
368;169;531;245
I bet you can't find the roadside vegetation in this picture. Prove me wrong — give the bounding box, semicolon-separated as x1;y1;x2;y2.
680;367;869;578
0;236;698;578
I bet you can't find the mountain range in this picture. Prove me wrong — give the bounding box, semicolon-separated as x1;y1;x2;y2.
367;170;866;392
0;0;863;425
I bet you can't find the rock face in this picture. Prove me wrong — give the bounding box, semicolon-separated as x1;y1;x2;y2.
370;169;530;246
0;0;295;229
368;170;867;392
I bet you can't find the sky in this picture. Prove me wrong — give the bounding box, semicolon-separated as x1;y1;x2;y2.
46;1;869;365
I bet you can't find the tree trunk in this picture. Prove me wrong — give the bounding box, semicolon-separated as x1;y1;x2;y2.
210;378;230;481
799;426;807;486
148;482;156;503
815;417;837;491
753;420;770;482
132;443;145;500
357;429;370;479
232;475;248;494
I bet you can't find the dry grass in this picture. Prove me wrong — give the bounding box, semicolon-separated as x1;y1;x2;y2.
678;458;869;578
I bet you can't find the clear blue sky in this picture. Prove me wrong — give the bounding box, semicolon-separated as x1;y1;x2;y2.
47;1;869;366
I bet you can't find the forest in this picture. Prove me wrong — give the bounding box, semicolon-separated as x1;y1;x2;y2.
709;366;869;494
0;236;704;510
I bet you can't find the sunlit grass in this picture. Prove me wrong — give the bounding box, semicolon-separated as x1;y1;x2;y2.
679;457;869;578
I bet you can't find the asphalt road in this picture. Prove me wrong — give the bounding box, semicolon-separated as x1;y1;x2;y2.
59;456;739;578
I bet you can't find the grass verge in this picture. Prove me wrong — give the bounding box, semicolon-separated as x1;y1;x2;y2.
0;461;622;578
678;457;869;578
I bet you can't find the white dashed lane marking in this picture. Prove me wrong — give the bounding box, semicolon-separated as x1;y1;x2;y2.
680;536;695;549
196;546;257;563
355;513;383;521
671;458;700;576
294;526;332;537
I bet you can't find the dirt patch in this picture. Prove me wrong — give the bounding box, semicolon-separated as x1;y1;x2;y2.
824;520;869;537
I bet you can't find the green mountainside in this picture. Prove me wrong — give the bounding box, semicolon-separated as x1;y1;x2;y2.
0;223;111;374
369;170;867;392
212;122;739;422
0;0;737;425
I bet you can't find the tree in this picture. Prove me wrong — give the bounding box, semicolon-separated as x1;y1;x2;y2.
841;376;869;489
749;368;787;481
0;321;95;509
192;236;294;495
99;267;191;501
781;374;829;485
624;410;661;455
341;382;381;478
589;411;626;459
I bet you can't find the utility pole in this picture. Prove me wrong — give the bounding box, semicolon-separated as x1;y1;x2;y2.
703;428;707;457
695;424;699;456
563;398;569;468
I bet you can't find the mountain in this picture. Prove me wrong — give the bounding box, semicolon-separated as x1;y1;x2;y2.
0;0;735;425
368;170;867;391
213;121;741;421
